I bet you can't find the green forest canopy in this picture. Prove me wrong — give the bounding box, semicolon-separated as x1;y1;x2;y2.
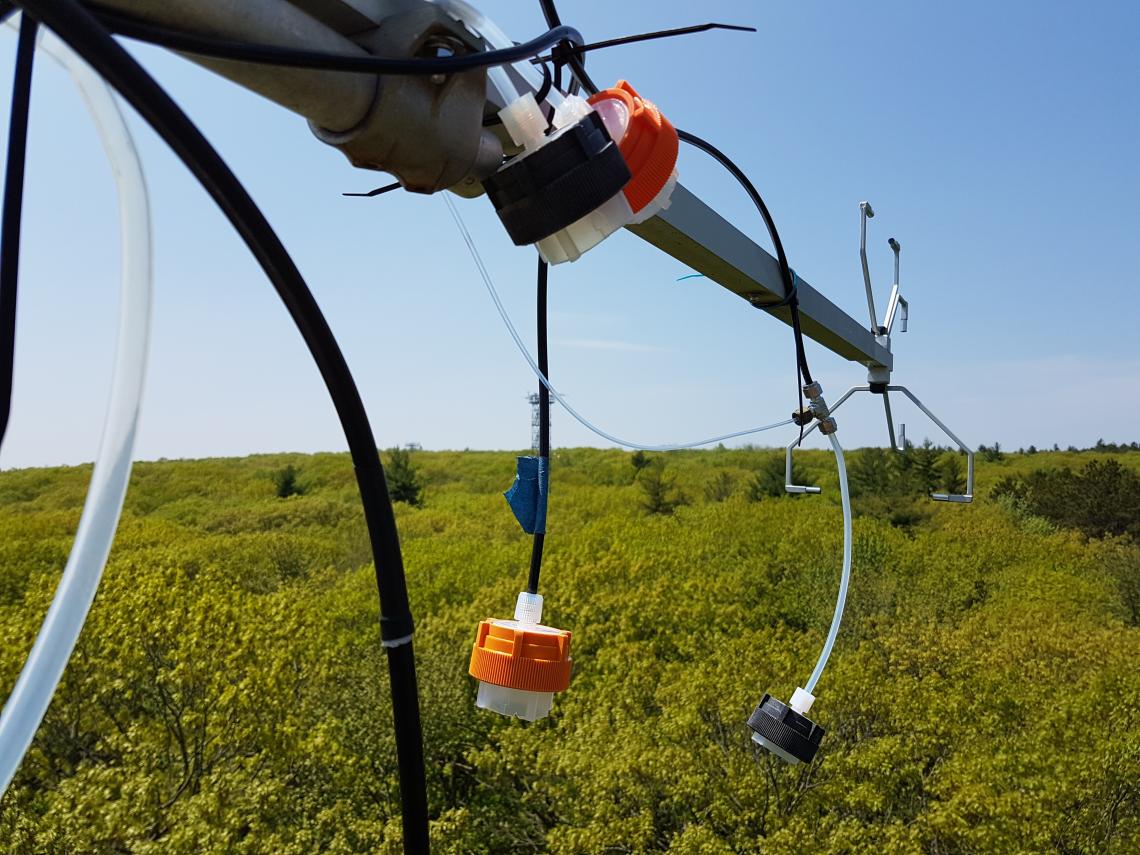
0;447;1137;853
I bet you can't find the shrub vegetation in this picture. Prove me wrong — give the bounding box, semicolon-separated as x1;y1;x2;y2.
0;447;1137;853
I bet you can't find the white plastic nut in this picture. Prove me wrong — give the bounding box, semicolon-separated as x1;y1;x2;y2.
790;686;816;715
498;92;547;150
513;591;544;625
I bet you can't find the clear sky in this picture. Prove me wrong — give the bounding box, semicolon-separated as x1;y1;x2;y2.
1;0;1138;469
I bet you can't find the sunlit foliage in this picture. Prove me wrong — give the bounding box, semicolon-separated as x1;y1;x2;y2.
1;448;1137;852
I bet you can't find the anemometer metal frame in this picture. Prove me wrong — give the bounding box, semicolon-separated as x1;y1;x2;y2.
784;202;974;503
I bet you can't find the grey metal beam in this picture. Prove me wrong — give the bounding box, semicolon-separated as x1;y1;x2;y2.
94;0;379;132
628;184;892;370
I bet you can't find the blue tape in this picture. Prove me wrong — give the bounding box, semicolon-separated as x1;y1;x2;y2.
504;456;549;534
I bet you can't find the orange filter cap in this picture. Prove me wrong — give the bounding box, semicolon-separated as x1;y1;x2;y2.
469;619;573;693
588;81;679;214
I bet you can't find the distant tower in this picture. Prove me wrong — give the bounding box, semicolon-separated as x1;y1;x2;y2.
527;393;541;453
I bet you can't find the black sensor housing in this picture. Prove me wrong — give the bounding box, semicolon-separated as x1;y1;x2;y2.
483;111;630;246
747;693;825;765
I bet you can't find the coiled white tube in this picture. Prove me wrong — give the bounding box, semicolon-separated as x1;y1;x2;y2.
0;19;152;796
803;431;853;694
443;194;793;451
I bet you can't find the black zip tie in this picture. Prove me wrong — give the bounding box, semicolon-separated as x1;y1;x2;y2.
532;22;756;64
749;269;800;311
343;181;401;198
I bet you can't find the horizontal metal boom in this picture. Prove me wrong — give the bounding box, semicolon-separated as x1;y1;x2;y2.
628;184;893;369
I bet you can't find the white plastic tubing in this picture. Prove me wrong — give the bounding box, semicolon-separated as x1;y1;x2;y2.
0;18;152;796
804;431;853;694
443;194;793;452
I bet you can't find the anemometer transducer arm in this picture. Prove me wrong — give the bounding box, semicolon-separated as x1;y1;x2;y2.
786;202;974;503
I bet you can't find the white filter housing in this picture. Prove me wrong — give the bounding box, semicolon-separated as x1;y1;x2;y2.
475;682;555;722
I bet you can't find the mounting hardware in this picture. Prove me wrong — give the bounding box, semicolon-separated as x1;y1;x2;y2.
818;417;838;435
784;384;974;501
802;381;823;400
747;688;824;765
792;406;815;427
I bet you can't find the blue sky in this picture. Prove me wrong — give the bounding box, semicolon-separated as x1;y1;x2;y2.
1;0;1138;469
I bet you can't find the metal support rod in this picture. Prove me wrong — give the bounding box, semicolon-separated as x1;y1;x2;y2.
887;385;974;502
628;186;893;369
882;391;903;452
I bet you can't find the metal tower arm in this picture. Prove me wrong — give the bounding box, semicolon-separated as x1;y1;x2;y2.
628;185;893;369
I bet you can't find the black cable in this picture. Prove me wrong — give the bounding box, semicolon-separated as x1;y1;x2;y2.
538;0;599;95
10;1;428;850
89;5;583;77
526;256;550;595
0;13;36;452
675;128;815;443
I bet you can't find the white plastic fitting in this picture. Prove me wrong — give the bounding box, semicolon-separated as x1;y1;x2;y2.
790;686;815;714
475;681;554;722
513;590;544;625
535;191;633;265
498;91;548;151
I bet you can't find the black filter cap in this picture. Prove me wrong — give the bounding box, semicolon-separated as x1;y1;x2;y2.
482;111;631;246
747;693;825;765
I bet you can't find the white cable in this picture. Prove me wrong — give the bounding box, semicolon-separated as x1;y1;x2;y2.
0;18;152;796
443;195;793;452
803;431;852;694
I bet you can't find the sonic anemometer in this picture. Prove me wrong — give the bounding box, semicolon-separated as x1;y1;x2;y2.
0;1;974;850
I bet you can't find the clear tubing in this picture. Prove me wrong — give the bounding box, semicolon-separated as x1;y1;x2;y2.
486;64;520;105
0;19;152;796
803;431;853;694
443;194;793;451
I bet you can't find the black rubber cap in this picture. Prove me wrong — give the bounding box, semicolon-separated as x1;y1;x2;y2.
747;693;824;764
869;382;887;395
483;111;631;246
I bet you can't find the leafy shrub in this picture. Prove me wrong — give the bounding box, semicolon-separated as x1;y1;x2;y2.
703;471;736;503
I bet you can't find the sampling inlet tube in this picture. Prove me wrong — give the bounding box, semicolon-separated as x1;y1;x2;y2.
0;15;152;796
804;431;852;694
